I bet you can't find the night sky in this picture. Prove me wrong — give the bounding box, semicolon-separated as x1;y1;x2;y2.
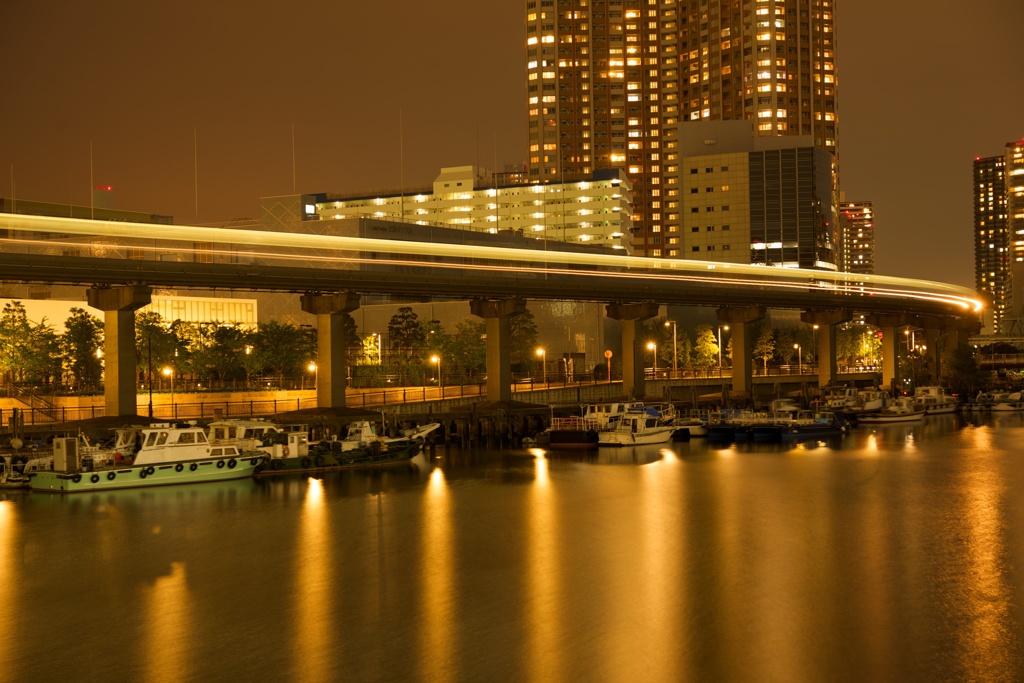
2;0;1021;288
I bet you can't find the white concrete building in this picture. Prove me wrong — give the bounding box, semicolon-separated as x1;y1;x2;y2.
316;166;634;253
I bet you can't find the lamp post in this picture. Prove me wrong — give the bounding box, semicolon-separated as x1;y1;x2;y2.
431;355;442;392
794;343;802;375
307;362;317;392
647;341;657;376
536;348;546;385
162;366;174;417
664;320;677;375
717;325;730;372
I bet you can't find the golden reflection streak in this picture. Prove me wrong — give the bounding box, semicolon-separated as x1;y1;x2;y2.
635;451;681;680
3;213;982;312
958;465;1012;678
143;562;191;683
419;467;454;679
292;478;332;682
0;502;15;661
528;453;563;679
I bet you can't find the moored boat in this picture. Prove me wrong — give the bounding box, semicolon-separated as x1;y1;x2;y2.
28;423;266;493
914;386;958;415
209;417;424;474
857;397;925;424
598;408;676;446
990;391;1024;412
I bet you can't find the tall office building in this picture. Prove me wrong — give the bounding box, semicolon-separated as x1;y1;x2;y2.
526;0;838;257
974;140;1024;332
840;201;874;275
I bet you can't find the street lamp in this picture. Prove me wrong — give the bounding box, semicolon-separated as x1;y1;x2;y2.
431;355;442;390
664;320;677;375
717;325;730;371
647;341;657;376
794;343;802;375
307;362;317;391
162;366;174;417
536;347;547;385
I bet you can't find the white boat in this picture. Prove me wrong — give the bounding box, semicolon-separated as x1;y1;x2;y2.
598;408;676;446
991;391;1024;412
28;423;266;493
671;409;710;438
857;397;926;424
914;386;958;415
333;420;440;451
581;401;646;431
1;453;30;489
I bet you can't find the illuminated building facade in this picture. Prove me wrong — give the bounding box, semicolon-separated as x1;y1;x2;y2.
313;166;634;252
675;120;838;269
525;0;838;257
840;201;874;275
974;140;1024;331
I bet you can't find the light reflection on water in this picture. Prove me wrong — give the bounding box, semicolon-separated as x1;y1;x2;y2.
3;416;1024;681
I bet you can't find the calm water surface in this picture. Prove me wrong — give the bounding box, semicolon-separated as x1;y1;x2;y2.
3;412;1024;682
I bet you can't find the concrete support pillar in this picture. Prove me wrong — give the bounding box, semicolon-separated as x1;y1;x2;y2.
606;302;659;399
865;313;909;393
87;286;152;418
717;306;765;399
470;298;527;403
800;309;853;387
300;292;360;408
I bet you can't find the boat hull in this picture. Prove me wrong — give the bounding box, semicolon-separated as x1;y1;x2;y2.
598;428;674;447
857;413;925;424
29;455;265;493
259;440;420;475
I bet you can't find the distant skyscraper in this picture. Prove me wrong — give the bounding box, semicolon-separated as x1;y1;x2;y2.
974;140;1024;332
840;201;874;275
525;0;839;258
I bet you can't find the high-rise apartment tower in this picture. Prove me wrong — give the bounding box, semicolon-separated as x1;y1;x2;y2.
526;0;838;257
974;140;1024;332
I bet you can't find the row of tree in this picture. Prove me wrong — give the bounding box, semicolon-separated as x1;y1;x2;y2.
0;300;984;393
642;317;883;372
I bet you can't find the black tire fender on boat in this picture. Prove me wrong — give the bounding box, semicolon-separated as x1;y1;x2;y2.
190;463;198;472
90;474;100;484
107;471;116;481
271;459;284;470
146;466;155;476
175;463;184;473
216;460;225;469
314;455;326;467
227;458;237;469
250;457;261;466
139;469;148;479
301;457;312;469
72;474;82;483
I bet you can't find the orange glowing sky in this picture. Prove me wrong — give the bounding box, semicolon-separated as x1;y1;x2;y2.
2;0;1022;288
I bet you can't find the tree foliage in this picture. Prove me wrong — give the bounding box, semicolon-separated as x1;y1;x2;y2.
61;308;103;391
692;324;719;372
509;308;539;371
388;307;425;365
753;327;775;373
